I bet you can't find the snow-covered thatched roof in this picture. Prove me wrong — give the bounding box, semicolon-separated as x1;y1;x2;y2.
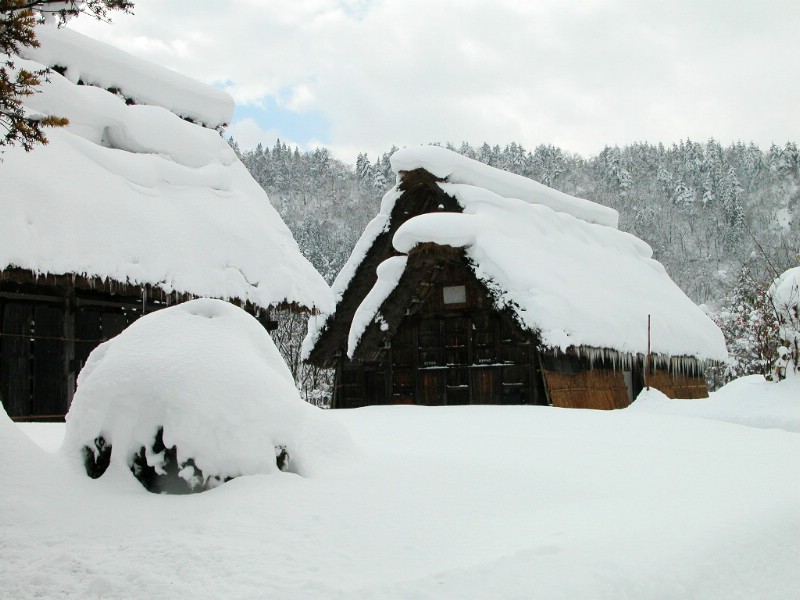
0;25;332;314
24;25;234;129
305;145;727;363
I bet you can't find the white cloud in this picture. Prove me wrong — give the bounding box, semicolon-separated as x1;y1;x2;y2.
70;0;800;162
282;84;316;112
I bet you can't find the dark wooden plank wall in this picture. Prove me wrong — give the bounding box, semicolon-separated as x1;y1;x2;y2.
335;297;548;408
74;310;103;377
332;251;712;408
0;298;146;420
334;253;555;408
32;306;66;417
1;302;34;417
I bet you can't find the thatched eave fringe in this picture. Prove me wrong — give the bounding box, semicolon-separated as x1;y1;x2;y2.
0;266;310;317
557;344;716;375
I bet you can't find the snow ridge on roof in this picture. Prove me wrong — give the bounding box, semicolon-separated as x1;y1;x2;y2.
22;25;234;129
390;145;619;228
1;28;332;314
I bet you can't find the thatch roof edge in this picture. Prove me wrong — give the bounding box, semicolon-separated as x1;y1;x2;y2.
0;265;312;315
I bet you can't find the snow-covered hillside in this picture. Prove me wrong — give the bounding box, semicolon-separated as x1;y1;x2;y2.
5;377;799;600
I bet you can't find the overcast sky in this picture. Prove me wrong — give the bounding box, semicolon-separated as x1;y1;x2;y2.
70;0;800;164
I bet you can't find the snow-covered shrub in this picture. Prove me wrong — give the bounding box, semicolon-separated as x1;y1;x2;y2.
768;266;800;380
709;273;779;383
62;299;321;493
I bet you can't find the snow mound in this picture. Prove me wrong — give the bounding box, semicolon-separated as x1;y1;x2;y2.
23;25;233;128
7;401;800;598
390;145;619;228
629;375;800;432
61;299;348;491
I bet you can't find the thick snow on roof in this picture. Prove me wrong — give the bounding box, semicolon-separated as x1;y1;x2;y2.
22;25;233;128
1;30;332;313
392;182;726;360
332;188;403;304
391;145;619;228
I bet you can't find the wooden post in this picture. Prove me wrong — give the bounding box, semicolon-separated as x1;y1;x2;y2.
646;314;651;391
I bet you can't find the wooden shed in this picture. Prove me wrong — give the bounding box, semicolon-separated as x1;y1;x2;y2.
0;26;332;420
304;147;727;409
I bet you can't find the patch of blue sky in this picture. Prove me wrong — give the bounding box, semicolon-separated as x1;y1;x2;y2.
233;98;331;146
338;0;376;20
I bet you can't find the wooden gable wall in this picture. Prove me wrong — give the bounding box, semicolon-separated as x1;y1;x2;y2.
335;246;549;408
332;244;709;409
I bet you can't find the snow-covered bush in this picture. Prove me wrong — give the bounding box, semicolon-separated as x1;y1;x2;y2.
708;272;779;383
62;298;329;493
768;266;800;380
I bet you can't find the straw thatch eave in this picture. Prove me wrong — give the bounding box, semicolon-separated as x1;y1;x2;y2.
0;265;309;318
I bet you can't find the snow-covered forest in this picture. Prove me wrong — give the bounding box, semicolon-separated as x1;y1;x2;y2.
234;138;800;382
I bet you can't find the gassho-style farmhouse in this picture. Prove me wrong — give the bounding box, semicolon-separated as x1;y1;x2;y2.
303;146;728;409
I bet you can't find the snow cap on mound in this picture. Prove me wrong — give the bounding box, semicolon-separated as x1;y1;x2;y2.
62;299;308;482
23;25;233;128
390;145;619;228
1;27;332;313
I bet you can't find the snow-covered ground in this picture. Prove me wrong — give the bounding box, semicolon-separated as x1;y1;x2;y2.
4;377;799;600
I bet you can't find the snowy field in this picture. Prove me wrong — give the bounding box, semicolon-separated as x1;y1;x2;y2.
3;379;799;600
